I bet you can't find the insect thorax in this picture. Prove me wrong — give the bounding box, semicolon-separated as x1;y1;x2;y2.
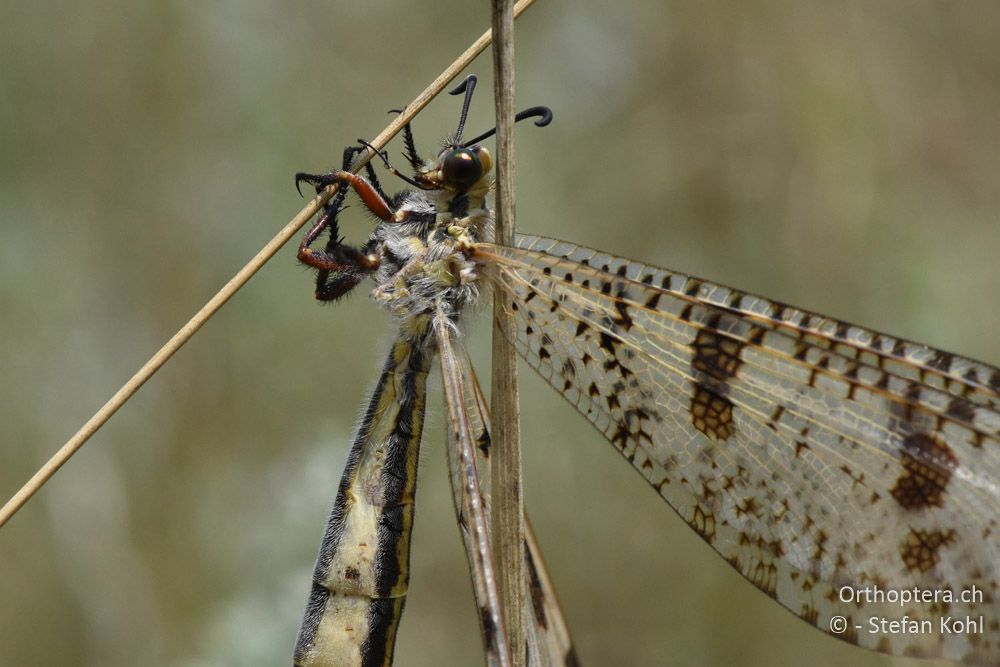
369;187;493;321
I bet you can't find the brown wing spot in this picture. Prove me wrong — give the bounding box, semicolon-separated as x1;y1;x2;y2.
690;506;717;542
344;566;360;581
842;617;859;645
766;405;785;432
613;298;634;330
928;350;954;371
690;385;735;441
480;605;497;654
900;528;956;573
735;496;763;520
874;372;889;390
747;558;778;598
890;433;958;510
477;430;491;457
691;327;744;381
811;529;829;568
524;545;548;630
945;397;976;424
801;604;819;626
598;331;618;354
610;421;629;450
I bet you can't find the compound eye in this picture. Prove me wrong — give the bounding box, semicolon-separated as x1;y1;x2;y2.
442;148;483;189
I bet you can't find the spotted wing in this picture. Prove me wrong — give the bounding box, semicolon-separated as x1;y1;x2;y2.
476;235;1000;666
436;308;578;667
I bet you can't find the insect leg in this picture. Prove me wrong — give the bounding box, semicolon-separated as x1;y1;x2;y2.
295;145;392;301
295;168;395;221
297;198;379;301
387;109;423;172
341;143;392;204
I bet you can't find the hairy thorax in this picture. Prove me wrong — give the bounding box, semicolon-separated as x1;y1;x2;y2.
368;188;493;321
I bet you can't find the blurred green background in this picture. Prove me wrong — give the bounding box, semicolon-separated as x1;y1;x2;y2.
2;2;998;666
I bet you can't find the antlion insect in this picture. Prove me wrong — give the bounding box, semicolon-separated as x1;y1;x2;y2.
290;75;999;666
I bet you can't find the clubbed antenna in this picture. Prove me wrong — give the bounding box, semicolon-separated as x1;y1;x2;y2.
448;75;478;143
461;106;553;147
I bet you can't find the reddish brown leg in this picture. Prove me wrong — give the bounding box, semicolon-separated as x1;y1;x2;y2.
295;150;395;301
296;170;394;221
297;198;381;268
296;180;382;301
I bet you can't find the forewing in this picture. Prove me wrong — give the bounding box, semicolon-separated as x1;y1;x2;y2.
476;235;1000;666
434;309;511;667
435;308;578;667
460;350;579;667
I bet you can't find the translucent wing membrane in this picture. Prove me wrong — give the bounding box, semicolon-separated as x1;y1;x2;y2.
435;309;578;667
433;309;512;667
476;235;1000;666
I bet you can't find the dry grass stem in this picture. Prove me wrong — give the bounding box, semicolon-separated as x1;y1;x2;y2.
490;0;526;664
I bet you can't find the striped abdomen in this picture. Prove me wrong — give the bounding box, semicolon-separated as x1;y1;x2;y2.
294;325;432;667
